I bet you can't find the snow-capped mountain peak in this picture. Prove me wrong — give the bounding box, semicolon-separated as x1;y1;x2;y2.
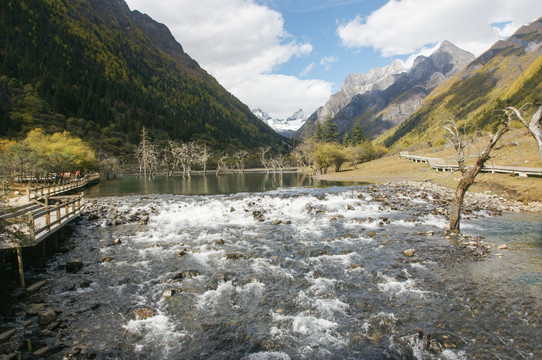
253;108;307;137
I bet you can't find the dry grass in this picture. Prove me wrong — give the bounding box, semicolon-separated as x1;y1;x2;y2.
318;129;542;203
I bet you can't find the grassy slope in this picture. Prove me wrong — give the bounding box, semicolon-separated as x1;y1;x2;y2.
318;129;542;204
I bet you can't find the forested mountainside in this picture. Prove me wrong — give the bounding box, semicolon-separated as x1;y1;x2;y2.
381;17;542;149
0;0;285;157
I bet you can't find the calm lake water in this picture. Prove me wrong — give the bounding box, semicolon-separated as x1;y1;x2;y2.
84;172;362;198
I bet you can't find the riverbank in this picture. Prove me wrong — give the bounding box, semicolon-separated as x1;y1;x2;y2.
316;129;542;210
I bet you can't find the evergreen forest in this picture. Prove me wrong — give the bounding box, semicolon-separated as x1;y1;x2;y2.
0;0;286;161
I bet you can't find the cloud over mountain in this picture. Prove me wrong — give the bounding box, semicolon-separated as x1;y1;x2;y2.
125;0;332;119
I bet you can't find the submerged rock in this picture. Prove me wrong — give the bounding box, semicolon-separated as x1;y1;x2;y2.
163;289;177;298
66;260;83;273
403;249;416;257
225;253;243;260
0;329;16;342
38;308;57;326
134;308;154;320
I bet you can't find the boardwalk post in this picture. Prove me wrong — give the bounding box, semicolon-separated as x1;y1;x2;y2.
46;209;51;230
56;205;61;224
28;213;35;240
17;247;25;287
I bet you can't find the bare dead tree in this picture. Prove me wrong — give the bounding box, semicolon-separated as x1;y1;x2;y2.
505;104;542;165
134;128;158;179
271;154;287;174
233;150;248;173
295;140;316;171
162;141;180;178
216;153;229;175
99;156;121;180
181;142;201;179
198;144;210;174
259;147;272;174
444;117;510;232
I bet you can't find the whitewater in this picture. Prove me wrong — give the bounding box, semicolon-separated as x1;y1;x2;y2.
12;185;542;359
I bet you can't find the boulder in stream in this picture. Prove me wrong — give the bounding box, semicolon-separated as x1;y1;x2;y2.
66;260;83;273
134;308;154;320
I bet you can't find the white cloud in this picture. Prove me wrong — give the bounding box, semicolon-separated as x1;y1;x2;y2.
337;0;542;57
125;0;331;118
300;62;315;77
320;55;338;71
232;74;332;119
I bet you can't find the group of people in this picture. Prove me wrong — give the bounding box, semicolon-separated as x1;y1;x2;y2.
52;170;81;184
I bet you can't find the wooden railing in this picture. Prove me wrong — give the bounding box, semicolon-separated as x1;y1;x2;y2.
1;194;85;248
27;173;100;201
30;195;85;243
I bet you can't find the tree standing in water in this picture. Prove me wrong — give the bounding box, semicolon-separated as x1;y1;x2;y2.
444;116;510;232
135;128;157;179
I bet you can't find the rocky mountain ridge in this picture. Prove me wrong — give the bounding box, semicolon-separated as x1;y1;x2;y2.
383;16;542;149
294;41;474;140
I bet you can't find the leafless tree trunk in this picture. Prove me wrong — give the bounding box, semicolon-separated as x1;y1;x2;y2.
444;118;510;232
162;141;180;178
216;153;229;175
198;145;210;174
234;150;248;173
135;128;158;179
259;147;272;173
271;154;287;174
99;156;121;180
505;104;542;165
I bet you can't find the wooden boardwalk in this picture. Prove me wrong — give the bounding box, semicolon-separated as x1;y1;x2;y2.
26;173;100;201
1;173;100;249
0;194;85;250
1;174;99;286
399;152;542;177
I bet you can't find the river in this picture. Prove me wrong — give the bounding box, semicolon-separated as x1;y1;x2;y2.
3;174;541;359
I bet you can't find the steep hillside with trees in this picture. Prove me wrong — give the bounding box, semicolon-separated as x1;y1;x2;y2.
381;17;542;150
0;0;285;156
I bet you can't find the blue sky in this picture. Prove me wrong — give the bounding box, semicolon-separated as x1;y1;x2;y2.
124;0;542;119
257;0;390;90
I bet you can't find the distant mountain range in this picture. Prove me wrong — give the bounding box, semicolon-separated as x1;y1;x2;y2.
294;17;542;149
294;41;475;140
382;16;542;149
0;0;285;155
252;108;307;137
1;0;540;156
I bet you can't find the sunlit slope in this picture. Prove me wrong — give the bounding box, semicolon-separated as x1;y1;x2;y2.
0;0;284;154
380;18;542;150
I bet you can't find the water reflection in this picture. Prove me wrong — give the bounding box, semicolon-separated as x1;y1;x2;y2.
84;172;363;197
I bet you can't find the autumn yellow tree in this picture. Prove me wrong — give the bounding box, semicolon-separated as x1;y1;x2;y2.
2;129;97;180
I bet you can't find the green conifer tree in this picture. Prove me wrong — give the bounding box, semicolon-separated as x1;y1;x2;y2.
321;117;338;143
351;124;365;145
